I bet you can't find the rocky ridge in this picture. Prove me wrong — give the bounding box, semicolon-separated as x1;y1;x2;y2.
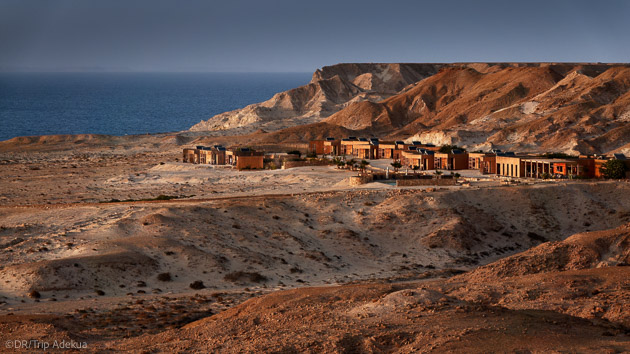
191;62;630;154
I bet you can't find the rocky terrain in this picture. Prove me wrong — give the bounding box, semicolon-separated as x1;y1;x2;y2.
0;136;629;351
102;223;630;353
191;62;630;155
189;63;444;133
2;61;630;350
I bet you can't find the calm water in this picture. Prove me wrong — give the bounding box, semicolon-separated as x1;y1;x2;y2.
0;72;310;141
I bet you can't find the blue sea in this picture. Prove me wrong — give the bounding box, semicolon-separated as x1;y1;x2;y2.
0;72;311;142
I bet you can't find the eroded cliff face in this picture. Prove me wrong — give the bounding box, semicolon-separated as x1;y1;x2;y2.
189;63;444;133
323;63;630;154
191;62;630;154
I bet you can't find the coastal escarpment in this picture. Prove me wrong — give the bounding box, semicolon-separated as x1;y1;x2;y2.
189;63;444;133
191;62;630;154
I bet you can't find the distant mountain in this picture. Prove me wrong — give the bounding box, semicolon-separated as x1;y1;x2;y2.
189;63;444;133
191;63;630;154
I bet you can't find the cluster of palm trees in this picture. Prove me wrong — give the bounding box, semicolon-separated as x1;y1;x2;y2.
333;157;370;172
389;161;461;180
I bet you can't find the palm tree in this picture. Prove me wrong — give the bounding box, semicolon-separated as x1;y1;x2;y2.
412;165;420;174
390;161;402;172
360;159;370;173
434;170;443;178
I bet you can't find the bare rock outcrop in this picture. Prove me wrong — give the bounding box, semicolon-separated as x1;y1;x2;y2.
189;63;443;133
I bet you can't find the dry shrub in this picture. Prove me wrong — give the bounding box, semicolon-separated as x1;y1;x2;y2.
224;271;267;283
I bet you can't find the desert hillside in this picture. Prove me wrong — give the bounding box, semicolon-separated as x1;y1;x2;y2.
100;223;630;352
190;62;630;155
189;63;445;133
1;139;630;351
325;63;630;154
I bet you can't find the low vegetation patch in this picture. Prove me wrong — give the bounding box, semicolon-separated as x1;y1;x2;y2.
157;272;172;282
224;271;267;283
189;281;206;290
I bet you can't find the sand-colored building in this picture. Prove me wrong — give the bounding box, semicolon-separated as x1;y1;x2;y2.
583;154;630;178
183;147;199;163
434;150;469;170
401;148;435;170
183;145;226;165
323;138;341;155
520;158;578;178
198;146;226;165
352;139;379;159
340;137;359;155
339;137;381;159
308;140;326;155
495;154;526;177
468;152;497;174
183;145;261;169
377;141;399;159
226;148;264;170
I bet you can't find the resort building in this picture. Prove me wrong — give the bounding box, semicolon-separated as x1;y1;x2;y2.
468;152;497;174
377;141;399;159
226;148;264;170
308;140;326;155
182;145;262;170
434;150;469;170
495;153;525;177
183;147;200;163
588;153;630;178
198;145;226;165
352;138;379;159
340;137;359;155
520;158;587;178
323;137;341;155
401;148;435;170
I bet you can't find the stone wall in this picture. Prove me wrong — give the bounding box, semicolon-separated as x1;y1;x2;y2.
282;160;332;169
396;178;457;186
348;175;374;186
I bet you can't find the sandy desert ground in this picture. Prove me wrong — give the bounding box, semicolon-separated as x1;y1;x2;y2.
0;135;629;352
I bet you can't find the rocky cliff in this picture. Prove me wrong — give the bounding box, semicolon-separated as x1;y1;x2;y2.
189;63;444;133
324;63;630;154
191;62;630;154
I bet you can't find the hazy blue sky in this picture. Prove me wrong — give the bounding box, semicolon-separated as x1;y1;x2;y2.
1;0;628;72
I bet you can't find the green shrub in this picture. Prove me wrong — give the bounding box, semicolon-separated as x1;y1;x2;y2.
287;150;301;157
438;144;466;153
157;272;172;282
223;271;267;283
600;159;627;179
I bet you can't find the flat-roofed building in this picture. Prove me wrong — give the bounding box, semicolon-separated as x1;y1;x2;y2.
469;152;497;174
401;148;435;170
520;158;571;178
323;137;341;155
496;154;525;177
340;137;358;155
377;141;397;159
589;154;630;178
183;148;199;163
434;150;469;170
352;140;378;159
226;148;264;170
183;145;227;165
308;140;326;155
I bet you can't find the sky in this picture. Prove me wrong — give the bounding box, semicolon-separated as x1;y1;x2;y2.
0;0;629;72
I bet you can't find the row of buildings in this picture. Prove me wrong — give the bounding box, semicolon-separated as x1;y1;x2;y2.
183;146;264;170
308;137;630;179
493;153;629;179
